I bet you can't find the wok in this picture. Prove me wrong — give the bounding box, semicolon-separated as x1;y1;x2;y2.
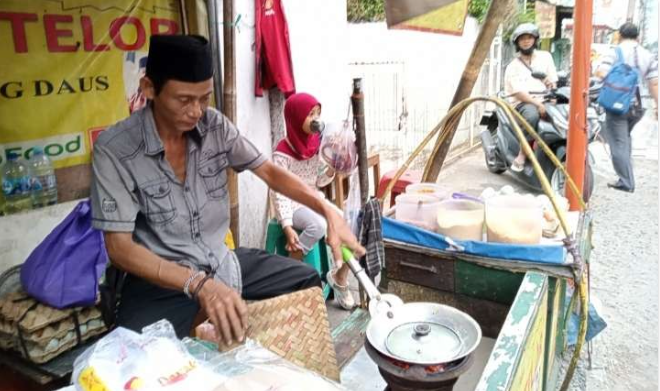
341;247;482;366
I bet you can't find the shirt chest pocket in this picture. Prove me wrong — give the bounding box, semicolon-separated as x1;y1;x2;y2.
200;155;228;199
140;180;176;224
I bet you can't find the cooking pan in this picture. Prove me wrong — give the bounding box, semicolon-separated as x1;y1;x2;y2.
341;247;482;366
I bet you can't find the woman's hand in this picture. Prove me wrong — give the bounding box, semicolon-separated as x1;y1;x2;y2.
325;166;335;177
283;226;302;252
196;278;248;347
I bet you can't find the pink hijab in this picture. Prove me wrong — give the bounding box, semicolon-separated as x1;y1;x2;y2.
275;93;321;160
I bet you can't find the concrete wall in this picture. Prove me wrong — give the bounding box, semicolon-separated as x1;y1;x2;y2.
343;19;495;173
0;201;78;273
346;18;479;114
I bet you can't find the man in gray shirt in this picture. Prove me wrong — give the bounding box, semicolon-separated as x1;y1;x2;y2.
596;22;658;193
91;35;364;344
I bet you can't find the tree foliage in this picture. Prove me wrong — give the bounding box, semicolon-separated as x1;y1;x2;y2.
347;0;386;23
468;0;491;23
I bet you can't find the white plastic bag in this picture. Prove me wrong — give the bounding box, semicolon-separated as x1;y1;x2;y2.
72;320;226;391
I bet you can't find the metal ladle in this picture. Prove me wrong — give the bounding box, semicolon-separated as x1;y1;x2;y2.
340;247;403;318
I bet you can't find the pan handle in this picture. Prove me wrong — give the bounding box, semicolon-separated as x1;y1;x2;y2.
341;246;382;302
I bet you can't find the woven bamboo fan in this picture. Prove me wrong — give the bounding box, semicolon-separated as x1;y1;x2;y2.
218;287;340;382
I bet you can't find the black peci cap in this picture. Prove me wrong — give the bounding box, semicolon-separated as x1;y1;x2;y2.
146;34;213;82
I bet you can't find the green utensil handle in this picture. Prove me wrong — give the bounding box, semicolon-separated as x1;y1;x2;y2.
341;246;355;262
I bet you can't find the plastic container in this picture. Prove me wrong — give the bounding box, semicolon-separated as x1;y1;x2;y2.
405;183;450;201
2;153;32;214
485;195;543;244
395;194;441;232
28;147;58;208
436;199;485;241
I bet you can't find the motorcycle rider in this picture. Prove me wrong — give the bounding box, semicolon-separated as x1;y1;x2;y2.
504;23;558;171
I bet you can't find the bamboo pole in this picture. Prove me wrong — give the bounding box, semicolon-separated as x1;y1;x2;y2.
423;0;513;182
223;0;240;245
207;0;223;113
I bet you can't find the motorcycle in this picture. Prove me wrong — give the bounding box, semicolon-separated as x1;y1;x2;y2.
479;72;601;201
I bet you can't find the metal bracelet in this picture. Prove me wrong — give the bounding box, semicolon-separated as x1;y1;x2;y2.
183;271;206;299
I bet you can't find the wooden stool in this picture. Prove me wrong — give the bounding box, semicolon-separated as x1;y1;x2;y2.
323;152;380;210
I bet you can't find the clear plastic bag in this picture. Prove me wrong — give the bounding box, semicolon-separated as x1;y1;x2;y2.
72;320;227;391
344;171;362;236
72;319;346;391
184;337;347;391
319;120;358;176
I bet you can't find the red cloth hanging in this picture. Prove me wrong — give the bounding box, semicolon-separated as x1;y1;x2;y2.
255;0;296;97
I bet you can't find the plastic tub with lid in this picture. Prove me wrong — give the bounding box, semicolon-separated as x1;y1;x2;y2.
405;183;450;201
395;194;441;232
436;199;485;241
485;195;543;244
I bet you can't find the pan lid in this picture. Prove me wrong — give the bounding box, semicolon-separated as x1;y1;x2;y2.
384;321;463;363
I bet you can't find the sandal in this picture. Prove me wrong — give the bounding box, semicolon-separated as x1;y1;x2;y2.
510;160;524;172
326;271;356;310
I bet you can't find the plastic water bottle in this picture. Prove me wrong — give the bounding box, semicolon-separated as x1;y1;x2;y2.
2;153;32;214
28;147;58;208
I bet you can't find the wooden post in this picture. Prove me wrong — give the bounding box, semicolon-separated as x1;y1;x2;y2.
223;0;240;244
423;0;513;182
351;78;369;205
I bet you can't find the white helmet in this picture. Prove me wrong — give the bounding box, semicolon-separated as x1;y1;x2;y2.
511;23;540;45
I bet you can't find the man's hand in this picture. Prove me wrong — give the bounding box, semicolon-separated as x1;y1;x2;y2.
323;205;365;268
283;226;302;252
196;278;248;346
543;77;556;90
535;101;547;118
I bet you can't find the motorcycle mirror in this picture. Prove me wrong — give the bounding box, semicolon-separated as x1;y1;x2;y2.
531;71;547;81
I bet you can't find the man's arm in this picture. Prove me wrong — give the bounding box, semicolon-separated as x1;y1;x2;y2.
253;160;365;264
104;232;248;346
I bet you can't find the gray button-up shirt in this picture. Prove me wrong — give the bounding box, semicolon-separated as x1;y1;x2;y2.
90;104;266;292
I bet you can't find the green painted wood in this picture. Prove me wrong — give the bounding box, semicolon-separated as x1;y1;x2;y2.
331;308;370;369
455;260;525;305
476;272;548;391
543;277;567;391
387;279;510;339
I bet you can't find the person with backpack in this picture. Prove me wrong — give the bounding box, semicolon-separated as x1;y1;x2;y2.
504;23;559;172
596;22;658;193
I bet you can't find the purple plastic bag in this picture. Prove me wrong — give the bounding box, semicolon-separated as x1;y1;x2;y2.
20;199;108;309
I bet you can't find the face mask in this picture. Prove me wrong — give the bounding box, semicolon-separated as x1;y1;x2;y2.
310;119;325;134
520;46;535;55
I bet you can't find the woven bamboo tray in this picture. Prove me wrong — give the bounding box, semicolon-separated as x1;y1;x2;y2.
218;286;340;382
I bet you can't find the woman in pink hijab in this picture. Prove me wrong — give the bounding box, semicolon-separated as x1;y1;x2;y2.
270;93;355;310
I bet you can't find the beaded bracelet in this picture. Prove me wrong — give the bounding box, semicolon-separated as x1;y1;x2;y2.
183;271;206;299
